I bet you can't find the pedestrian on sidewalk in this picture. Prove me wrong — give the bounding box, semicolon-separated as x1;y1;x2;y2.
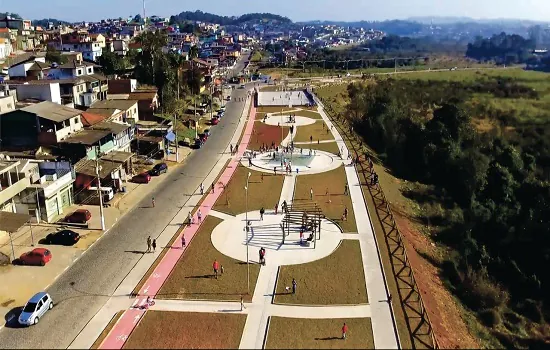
200;183;204;195
260;207;265;220
300;229;304;244
342;322;348;340
198;209;202;223
152;197;155;208
292;278;297;294
213;259;219;279
221;264;225;275
181;235;186;249
211;183;215;193
230;144;233;154
274;202;278;215
310;187;313;200
152;239;157;252
309;135;313;143
274;167;277;176
240;296;246;311
344;183;349;195
235;145;239;153
387;293;393;303
146;236;152;253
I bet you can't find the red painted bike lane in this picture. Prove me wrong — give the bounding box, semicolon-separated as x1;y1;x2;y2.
99;105;257;349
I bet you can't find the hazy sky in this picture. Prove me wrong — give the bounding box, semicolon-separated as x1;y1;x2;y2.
3;0;550;22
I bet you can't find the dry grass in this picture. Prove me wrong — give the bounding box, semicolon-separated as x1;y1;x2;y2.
293;121;335;143
274;240;367;305
272;109;324;119
265;317;374;349
257;106;295;114
92;311;125;349
213;165;284;215
124;311;246;349
157;216;260;302
294;165;357;233
299;142;340;155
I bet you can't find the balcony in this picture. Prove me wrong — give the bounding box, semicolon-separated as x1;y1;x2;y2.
0;177;30;205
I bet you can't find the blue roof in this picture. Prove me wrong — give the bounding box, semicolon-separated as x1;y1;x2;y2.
28;292;48;303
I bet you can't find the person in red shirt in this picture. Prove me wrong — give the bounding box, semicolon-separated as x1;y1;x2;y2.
213;259;219;279
342;322;348;340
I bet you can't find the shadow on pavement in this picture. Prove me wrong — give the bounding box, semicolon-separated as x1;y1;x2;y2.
315;336;341;341
4;306;23;328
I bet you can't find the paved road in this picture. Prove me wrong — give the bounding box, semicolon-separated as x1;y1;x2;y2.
0;61;252;349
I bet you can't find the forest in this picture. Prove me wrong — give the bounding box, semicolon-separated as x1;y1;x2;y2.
466;32;536;64
169;11;291;26
343;76;550;347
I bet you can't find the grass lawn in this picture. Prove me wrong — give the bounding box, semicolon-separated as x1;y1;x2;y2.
299;142;340;155
255;112;267;120
293;121;335;143
213;165;284;215
157;216;260;302
272;109;324;119
249;122;289;150
294;165;357;232
257;106;295;114
265;317;374;349
124;311;246;349
274;240;367;305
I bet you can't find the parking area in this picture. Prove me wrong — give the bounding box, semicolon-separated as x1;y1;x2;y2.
0;152;191;325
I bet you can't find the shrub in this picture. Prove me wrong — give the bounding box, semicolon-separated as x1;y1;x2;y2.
479;308;502;327
519;299;544;323
462;267;509;310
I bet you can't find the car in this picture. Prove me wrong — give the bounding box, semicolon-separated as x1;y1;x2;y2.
194;138;203;149
211;117;219;125
133;172;151;184
149;162;168;176
19;248;52;266
64;209;91;223
44;230;80;246
199;133;208;142
19;292;54;326
204;129;211;137
226;96;231;101
240;84;246;89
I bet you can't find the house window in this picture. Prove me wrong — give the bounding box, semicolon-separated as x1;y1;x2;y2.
77;69;82;75
87;68;92;73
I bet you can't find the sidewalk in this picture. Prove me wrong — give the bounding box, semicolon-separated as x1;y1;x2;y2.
69;94;255;349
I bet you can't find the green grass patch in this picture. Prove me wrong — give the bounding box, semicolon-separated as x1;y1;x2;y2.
294;165;357;232
124;311;246;349
265;317;374;349
293;121;335;143
272;109;324;119
213;165;284;215
274;240;367;305
299;142;340;155
157;216;260;302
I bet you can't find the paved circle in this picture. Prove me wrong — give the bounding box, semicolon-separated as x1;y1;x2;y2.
241;149;343;175
261;114;316;127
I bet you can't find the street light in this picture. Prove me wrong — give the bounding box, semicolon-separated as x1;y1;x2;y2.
244;171;251;294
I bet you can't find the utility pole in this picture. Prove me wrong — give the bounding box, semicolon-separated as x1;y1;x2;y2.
174;113;179;162
245;172;251;294
95;147;106;231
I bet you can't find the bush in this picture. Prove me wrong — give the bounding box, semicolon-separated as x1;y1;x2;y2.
518;299;544;323
479;308;502;327
462;267;509;310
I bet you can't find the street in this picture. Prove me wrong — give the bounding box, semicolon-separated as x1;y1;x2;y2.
0;56;251;349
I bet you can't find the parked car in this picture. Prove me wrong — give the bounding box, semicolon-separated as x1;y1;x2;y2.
64;209;91;224
194;138;203;149
19;292;53;326
211;117;219;125
149;163;168;176
240;84;246;89
19;248;52;266
132;172;151;184
204;129;211;137
44;230;80;246
199;133;208;143
88;186;114;202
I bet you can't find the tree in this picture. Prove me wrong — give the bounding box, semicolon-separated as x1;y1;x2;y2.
189;45;199;60
97;48;124;75
45;46;67;64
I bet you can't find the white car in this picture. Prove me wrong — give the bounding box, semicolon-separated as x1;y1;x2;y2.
19;292;54;326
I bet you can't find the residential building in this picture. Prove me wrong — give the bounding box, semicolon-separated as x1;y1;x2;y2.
6;81;62;105
111;39;129;56
7;56;49;80
88;99;139;124
0;101;84;149
107;78;137;94
0;159;30;213
49;32;103;61
0;37;12;60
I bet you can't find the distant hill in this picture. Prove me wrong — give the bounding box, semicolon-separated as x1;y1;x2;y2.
32;18;71;27
408;16;547;25
169;10;291;26
300;20;424;36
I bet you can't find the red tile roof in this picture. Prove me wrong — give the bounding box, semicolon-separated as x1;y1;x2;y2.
80;112;107;127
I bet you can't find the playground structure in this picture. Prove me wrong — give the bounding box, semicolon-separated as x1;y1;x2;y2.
281;201;325;248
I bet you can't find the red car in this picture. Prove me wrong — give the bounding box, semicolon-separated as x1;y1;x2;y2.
64;209;91;224
132;172;151;184
19;248;52;266
211;117;219;125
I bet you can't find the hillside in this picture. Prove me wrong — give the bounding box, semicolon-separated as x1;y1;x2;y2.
169;10;291;26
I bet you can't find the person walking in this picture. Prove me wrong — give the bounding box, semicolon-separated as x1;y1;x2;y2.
310;187;313;200
230;144;233;155
211;183;215;193
274;202;278;215
300;229;304;244
152;239;157;252
260;207;265;220
181;235;186;249
146;236;152;253
342;322;349;340
292;278;297;294
200;183;204;195
344;183;349;195
151;197;155;208
240;296;246;311
198;209;202;223
213;259;219;279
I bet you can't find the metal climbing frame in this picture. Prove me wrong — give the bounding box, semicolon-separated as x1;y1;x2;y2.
281;202;325;248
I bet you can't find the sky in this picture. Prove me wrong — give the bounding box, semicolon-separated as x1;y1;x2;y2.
3;0;550;23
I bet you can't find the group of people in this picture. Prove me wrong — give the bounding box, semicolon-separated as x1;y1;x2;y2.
229;143;239;155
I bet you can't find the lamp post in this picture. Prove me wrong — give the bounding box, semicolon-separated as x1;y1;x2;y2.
245;171;251;294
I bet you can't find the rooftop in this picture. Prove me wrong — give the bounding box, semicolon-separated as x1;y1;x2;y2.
60;128;112;145
80;111;107;127
90;99;137;110
20;101;82;122
0;211;31;233
74;158;121;178
0;159;21;174
85;108;120;117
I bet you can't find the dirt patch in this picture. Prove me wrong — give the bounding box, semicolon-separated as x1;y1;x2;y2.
275;240;367;305
249;122;290;150
265;317;374;349
124;311;246;349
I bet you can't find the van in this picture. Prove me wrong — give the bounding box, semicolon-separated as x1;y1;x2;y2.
88;186;114;202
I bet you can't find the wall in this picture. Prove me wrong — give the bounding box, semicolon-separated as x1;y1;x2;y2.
52;115;83;141
15;83;62;104
0;95;15;114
